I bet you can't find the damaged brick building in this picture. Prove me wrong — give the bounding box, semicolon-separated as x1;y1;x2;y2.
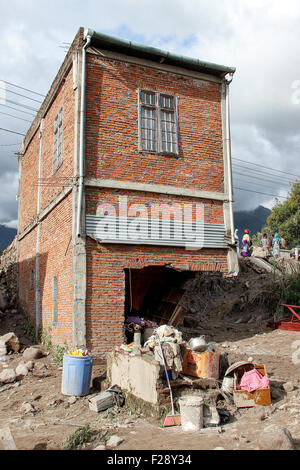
17;27;238;355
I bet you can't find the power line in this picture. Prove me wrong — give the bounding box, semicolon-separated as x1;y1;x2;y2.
1;80;45;97
0;127;25;136
233;186;288;199
5;99;38;113
232;157;300;178
0;143;20;146
0;87;43;104
232;170;294;187
0;104;36;117
0;111;32;123
232;163;297;183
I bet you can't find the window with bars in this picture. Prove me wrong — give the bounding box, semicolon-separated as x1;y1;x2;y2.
138;90;179;155
52;275;58;326
30;269;35;292
53;105;64;173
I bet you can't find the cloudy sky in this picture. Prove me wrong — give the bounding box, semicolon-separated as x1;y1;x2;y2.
0;0;300;228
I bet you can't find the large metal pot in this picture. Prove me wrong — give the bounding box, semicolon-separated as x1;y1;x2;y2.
188;336;207;352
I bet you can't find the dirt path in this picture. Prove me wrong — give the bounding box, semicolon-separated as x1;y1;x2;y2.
0;326;299;450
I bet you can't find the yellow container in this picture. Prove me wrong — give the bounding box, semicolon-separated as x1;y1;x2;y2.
182;348;220;379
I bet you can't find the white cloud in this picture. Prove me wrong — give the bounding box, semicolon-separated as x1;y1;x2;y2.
0;0;299;221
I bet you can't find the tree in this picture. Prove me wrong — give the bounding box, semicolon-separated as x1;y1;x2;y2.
265;180;300;249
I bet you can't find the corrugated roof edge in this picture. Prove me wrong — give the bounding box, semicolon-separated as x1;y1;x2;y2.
86;28;236;78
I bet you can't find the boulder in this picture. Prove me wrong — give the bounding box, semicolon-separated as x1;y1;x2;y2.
25;361;34;371
258;426;295;450
94;444;106;450
0;333;20;353
23;347;44;361
20;402;35;414
106;435;124;448
283;382;294;393
251;247;269;259
0;368;16;384
15;364;29;378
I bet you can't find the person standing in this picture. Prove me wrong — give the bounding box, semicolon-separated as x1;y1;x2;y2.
241;238;249;257
280;236;286;249
234;229;240;257
272;233;281;258
242;229;252;256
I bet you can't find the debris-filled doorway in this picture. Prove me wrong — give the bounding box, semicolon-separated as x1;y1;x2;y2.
124;266;196;343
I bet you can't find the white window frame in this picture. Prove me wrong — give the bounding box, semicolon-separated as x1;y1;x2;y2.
138;89;179;156
53;105;64;173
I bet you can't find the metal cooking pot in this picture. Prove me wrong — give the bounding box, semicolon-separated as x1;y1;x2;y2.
188;336;207;352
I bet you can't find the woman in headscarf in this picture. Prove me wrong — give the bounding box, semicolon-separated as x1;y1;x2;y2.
234;229;240;257
272;233;281;258
241;238;249;257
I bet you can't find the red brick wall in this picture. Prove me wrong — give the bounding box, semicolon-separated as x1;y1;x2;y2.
19;65;75;234
18;133;40;233
86;237;227;356
40;67;75;212
86;187;224;224
18;193;73;347
85;54;224;194
18;227;37;325
39;193;73;346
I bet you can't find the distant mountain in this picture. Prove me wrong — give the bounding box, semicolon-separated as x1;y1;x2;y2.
0;225;17;251
234;206;271;238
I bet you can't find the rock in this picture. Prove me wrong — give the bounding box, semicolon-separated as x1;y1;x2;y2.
251;247;269;259
0;368;16;384
258;426;295;450
283;382;294;393
106;435;124;448
94;444;106;450
67;396;77;405
214;447;225;450
25;361;34;371
23;347;44;361
34;362;47;371
0;333;20;353
15;364;29;378
20;402;35;414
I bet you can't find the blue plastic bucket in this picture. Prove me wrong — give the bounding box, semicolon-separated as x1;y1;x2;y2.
61;353;93;396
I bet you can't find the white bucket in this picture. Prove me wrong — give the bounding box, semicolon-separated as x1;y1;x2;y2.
179;395;204;432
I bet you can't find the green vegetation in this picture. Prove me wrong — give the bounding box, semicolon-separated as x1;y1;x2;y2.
23;318;40;343
252;273;300;320
254;180;300;249
61;423;94;450
40;326;69;365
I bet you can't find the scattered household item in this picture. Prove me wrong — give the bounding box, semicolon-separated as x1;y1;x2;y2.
188;336;206;352
182;348;220;379
224;362;271;408
237;368;269;393
89;385;124;412
143;327;155;344
61;353;93;396
267;304;300;331
67;348;91;356
221;376;234;394
203;404;221;427
179;395;204;432
159;340;181;427
131;330;142;356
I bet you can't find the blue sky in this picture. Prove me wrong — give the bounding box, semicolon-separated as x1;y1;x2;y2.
0;0;300;227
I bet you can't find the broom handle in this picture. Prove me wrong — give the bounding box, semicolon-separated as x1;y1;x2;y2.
159;340;175;415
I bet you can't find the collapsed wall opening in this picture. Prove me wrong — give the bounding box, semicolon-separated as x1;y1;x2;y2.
124;266;197;343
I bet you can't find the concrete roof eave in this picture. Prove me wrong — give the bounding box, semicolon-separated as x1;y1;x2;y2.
85;28;236;79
